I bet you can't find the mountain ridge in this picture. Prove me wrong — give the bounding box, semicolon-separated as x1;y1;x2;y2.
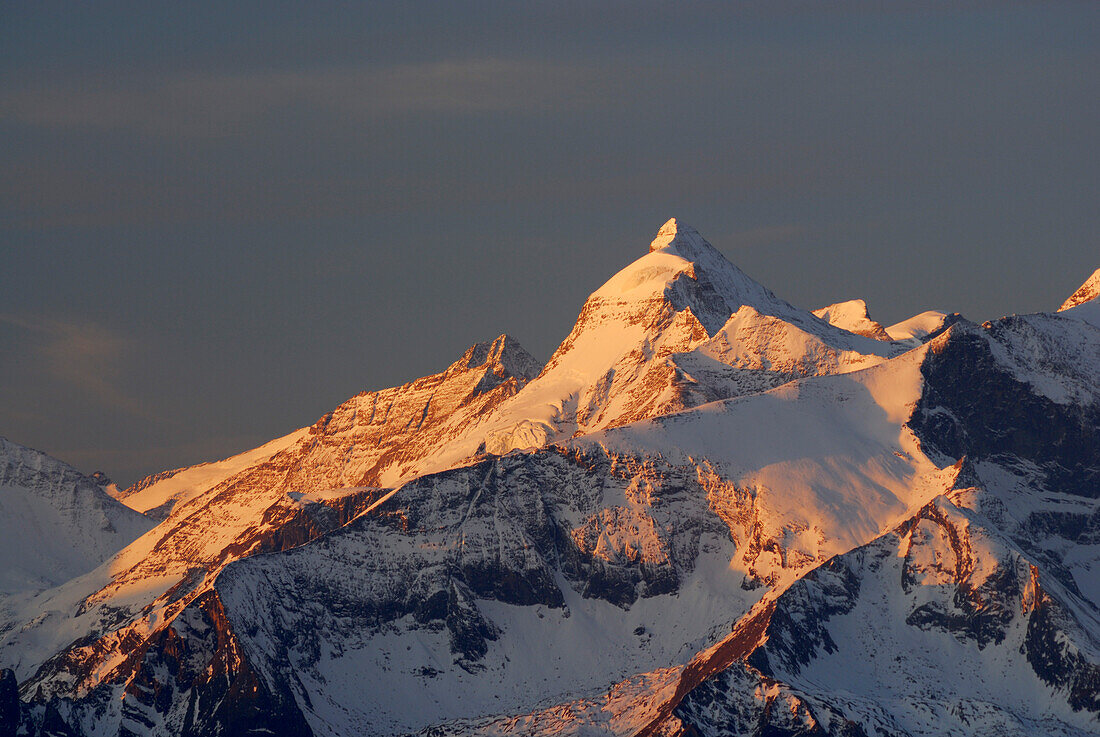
1;222;1097;737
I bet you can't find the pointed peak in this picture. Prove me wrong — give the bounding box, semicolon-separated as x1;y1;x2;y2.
657;217;693;237
649;218;705;253
458;334;542;381
1058;267;1100;312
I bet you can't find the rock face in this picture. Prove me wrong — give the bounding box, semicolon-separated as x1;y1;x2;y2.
1;225;1097;737
655;497;1100;737
910;316;1100;497
1059;267;1100;311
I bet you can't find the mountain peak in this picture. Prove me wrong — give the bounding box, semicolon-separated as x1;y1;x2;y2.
1058;267;1100;311
457;334;542;381
649;217;705;253
812;299;891;340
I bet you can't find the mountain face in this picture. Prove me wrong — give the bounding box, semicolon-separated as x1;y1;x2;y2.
0;437;154;596
0;334;541;711
1;221;1097;737
812;299;891;340
1059;267;1100;312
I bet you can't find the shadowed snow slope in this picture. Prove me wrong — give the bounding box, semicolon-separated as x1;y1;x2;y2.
0;437;154;597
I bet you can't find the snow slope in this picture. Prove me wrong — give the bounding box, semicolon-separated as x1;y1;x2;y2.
885;309;954;342
0;437;154;596
117;427;310;517
812;298;891;339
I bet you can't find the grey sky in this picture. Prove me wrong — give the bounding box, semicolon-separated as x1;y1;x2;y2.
2;1;1098;486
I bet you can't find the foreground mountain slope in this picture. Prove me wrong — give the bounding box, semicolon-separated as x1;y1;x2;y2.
0;335;541;702
0;437;154;596
441;289;1100;737
83;341;957;737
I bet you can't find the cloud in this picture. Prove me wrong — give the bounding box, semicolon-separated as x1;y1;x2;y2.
0;314;150;418
0;59;614;137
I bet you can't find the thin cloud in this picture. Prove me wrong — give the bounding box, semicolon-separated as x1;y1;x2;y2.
0;314;151;418
0;59;615;137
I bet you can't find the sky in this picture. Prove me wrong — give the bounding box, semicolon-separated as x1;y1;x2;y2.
2;1;1098;486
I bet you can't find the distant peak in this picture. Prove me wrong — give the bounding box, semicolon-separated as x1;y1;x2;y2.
812;299;890;341
649;218;704;253
1058;267;1100;311
458;334;542;381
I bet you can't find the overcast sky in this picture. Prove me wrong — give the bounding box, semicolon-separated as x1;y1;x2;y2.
2;1;1098;486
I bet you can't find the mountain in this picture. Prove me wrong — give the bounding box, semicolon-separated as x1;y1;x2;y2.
0;437;154;596
1;223;1097;737
420;299;1100;737
0;334;541;704
812;298;891;340
413;219;921;478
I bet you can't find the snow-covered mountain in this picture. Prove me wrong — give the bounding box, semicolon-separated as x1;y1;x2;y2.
812;298;892;339
0;334;540;703
0;437;154;596
1;221;1097;737
413;219;928;478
